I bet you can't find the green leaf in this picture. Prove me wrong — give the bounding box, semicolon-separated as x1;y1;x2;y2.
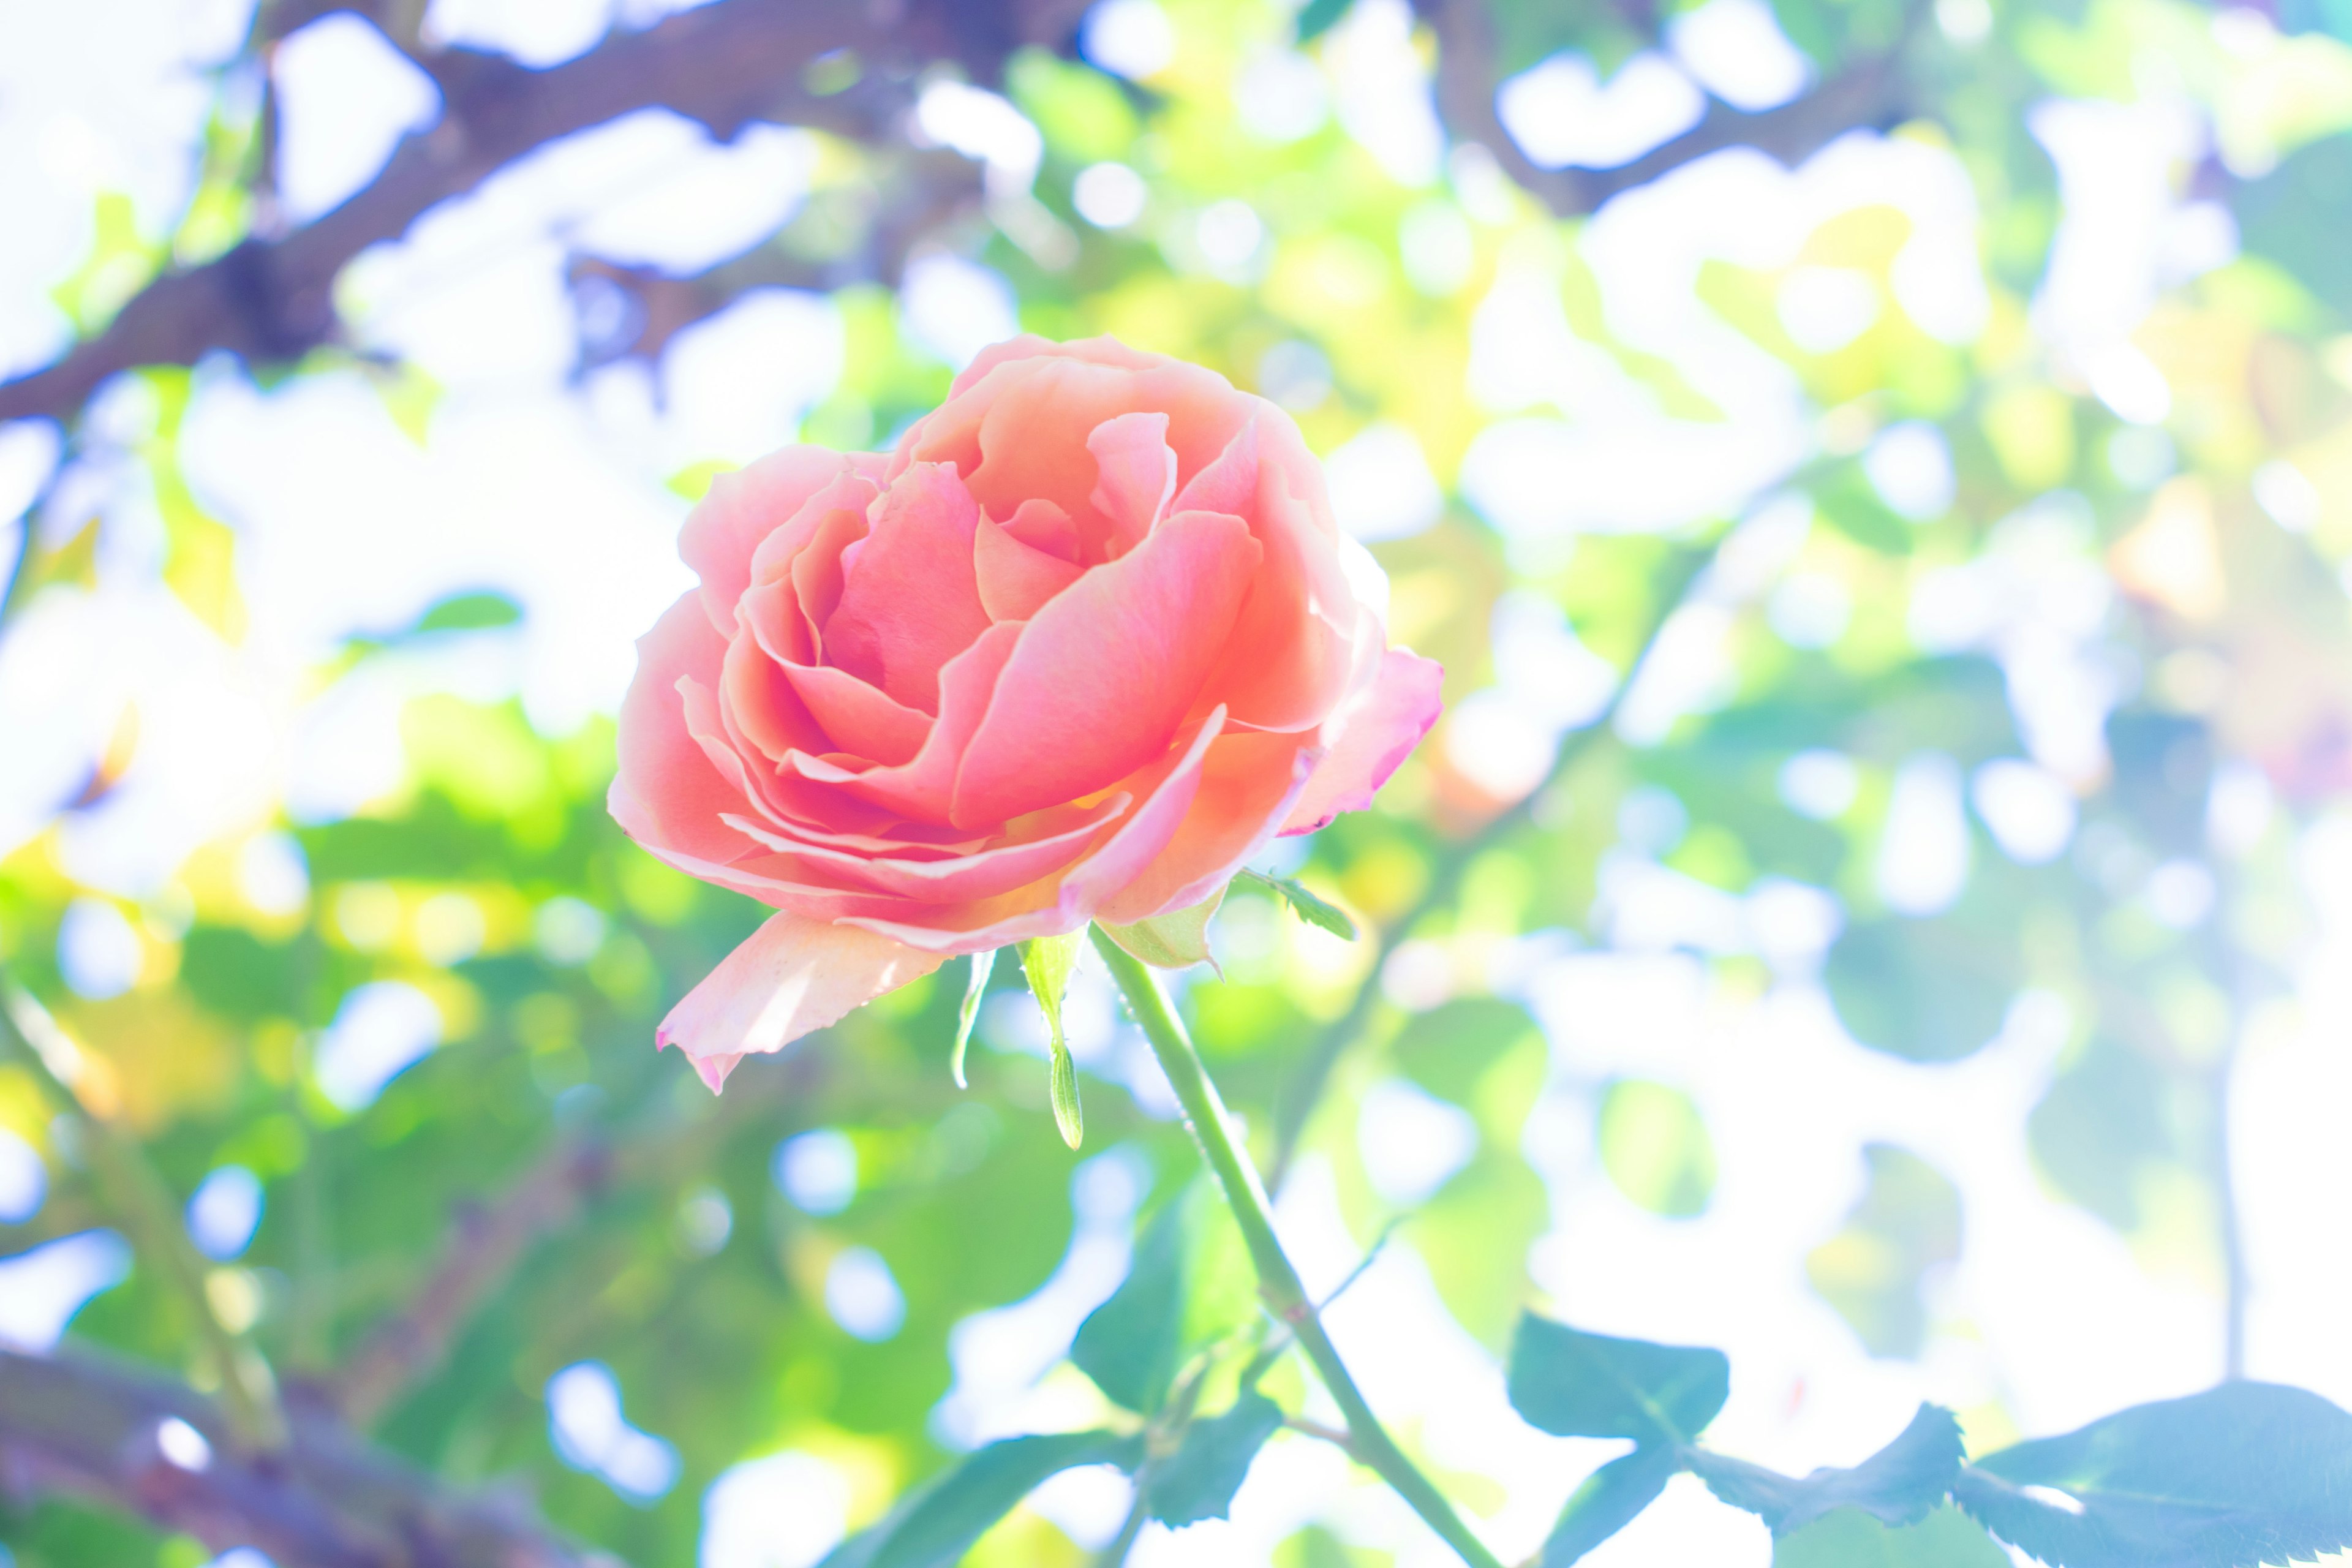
1806;1145;1961;1359
1774;1505;2010;1567
1506;1314;1730;1446
1597;1079;1716;1218
1098;886;1226;970
1391;996;1546;1106
1295;0;1355;43
1149;1391;1284;1526
1953;1382;2352;1568
1240;869;1358;940
1542;1444;1681;1566
413;590;522;634
1071;1194;1191;1414
1020;934;1087;1149
951;948;995;1089
1690;1404;1964;1537
1823;918;2019;1063
822;1430;1141;1568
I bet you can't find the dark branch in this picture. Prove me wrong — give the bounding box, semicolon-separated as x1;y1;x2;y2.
0;0;903;427
569;149;983;371
0;1348;617;1568
1419;0;1914;218
333;1139;611;1429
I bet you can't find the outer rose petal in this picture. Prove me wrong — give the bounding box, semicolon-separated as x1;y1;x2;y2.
1095;728;1321;924
840;706;1231;953
610;592;757;866
1177;416;1359;731
682;448;869;635
658;911;942;1091
1281;648;1444;835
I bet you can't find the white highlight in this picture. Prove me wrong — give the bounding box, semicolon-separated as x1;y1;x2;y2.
314;980;445;1112
1877;753;1970;915
1325;423;1443;541
1498;52;1705;172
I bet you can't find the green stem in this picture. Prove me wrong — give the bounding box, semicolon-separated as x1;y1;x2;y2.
1089;927;1504;1568
0;978;286;1449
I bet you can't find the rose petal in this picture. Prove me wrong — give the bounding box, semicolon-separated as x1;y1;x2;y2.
720;621;831;763
682;670;902;840
912;357;1251;560
1087;410;1177;556
682;448;867;636
657;911;941;1091
974;514;1087;622
841;706;1230;952
1095;727;1321;924
770;500;873;666
1282;647;1444;834
609;592;760;865
1180;416;1359;733
780;660;933;767
722;792;1129;902
788;620;1025;824
950;511;1262;828
998;497;1080;560
893;335;1178;483
823;462;992;714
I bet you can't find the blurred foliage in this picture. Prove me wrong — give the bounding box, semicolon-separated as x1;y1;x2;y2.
4;0;2352;1559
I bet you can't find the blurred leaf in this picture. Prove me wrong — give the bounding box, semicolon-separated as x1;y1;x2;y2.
2026;1034;2184;1232
1238;869;1357;941
1019;934;1085;1149
1825;918;2019;1063
823;1430;1141;1568
414;590;524;634
1099;886;1226;969
951;948;995;1090
1296;0;1355;42
1597;1080;1716;1218
1392;997;1543;1106
1953;1383;2352;1568
1542;1445;1681;1566
1806;1144;1962;1358
1774;1506;2010;1567
1072;1191;1191;1414
1691;1405;1963;1537
1817;472;1913;556
1507;1314;1729;1444
1148;1391;1284;1526
2236;134;2352;311
2104;710;2212;855
1411;1148;1548;1348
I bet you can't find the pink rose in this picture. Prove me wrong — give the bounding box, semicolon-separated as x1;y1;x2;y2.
611;335;1443;1090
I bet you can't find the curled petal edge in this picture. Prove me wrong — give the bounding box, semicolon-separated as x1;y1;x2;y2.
657;911;943;1093
1280;647;1445;836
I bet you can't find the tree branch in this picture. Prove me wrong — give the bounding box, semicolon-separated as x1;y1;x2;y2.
0;1348;618;1568
332;1139;611;1430
1419;0;1914;219
0;0;902;427
568;148;983;371
0;977;287;1451
329;1039;834;1428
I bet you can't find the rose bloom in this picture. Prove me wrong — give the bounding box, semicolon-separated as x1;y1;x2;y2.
611;336;1441;1090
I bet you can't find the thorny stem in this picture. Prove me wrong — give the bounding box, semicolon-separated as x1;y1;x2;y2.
0;974;287;1450
1090;927;1506;1568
